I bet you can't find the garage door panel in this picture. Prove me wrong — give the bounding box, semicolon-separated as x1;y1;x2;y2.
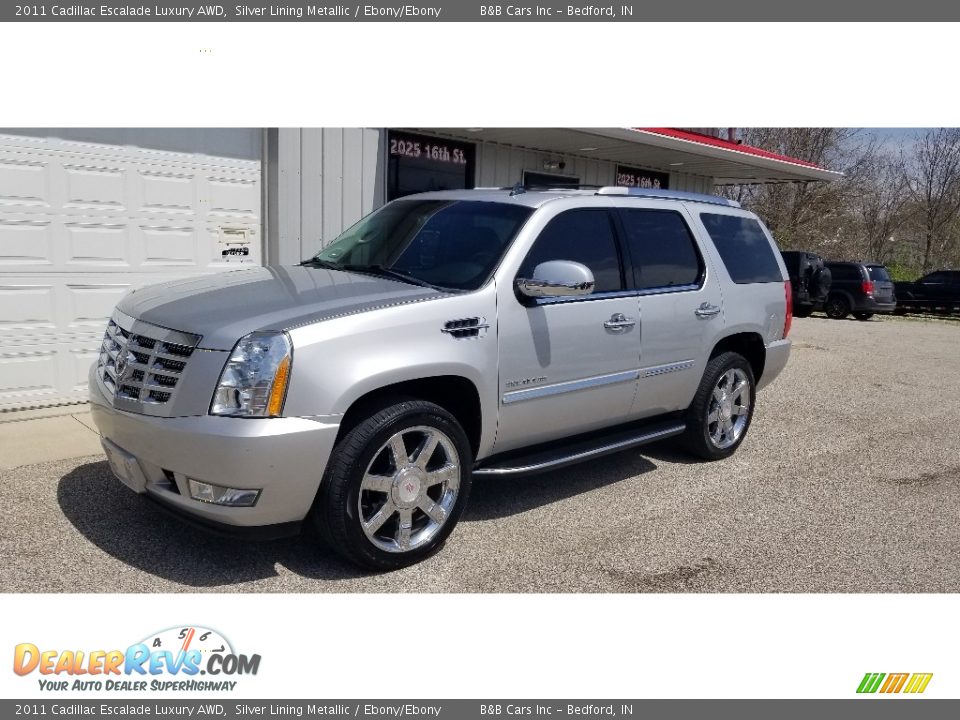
141;225;197;266
0;284;55;332
0;219;52;265
68;347;100;393
141;169;196;215
63;163;126;211
0;130;261;410
0;158;49;207
64;283;131;332
0;347;60;408
65;222;129;266
209;176;258;219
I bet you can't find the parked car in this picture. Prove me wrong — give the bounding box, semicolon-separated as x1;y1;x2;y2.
822;261;896;320
780;250;831;318
893;270;960;314
89;186;792;570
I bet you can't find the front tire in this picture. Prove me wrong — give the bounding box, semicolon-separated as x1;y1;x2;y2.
681;352;756;461
312;399;472;571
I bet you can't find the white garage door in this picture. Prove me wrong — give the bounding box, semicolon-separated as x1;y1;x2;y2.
0;130;262;411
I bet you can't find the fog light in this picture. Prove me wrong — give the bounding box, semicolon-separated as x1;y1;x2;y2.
187;479;261;507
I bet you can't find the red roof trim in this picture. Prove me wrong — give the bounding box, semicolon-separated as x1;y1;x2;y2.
635;128;826;170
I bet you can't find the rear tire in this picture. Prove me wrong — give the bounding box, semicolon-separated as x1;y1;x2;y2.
825;294;850;320
681;352;756;461
312;399;472;571
853;312;874;321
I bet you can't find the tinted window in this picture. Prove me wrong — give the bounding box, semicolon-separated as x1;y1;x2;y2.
828;264;861;282
314;200;532;291
620;210;702;290
780;252;801;275
519;209;623;293
922;272;948;283
867;266;891;281
700;214;782;284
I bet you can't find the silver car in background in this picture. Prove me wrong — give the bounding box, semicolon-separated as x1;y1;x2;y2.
89;186;792;570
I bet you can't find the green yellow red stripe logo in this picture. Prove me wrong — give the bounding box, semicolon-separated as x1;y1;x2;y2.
857;673;933;694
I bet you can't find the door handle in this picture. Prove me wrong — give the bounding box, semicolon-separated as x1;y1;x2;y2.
604;313;636;331
695;302;721;318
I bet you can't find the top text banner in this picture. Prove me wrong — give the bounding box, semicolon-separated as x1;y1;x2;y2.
3;0;953;21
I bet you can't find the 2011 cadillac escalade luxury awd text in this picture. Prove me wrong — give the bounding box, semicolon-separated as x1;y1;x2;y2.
89;186;792;570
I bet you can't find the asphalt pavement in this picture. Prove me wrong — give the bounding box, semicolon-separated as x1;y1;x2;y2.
2;314;959;593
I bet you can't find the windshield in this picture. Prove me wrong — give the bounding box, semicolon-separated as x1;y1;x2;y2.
311;200;533;291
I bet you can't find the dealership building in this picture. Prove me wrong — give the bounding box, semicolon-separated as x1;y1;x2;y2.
0;127;838;411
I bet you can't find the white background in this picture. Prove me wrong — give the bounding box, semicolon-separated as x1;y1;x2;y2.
1;20;958;700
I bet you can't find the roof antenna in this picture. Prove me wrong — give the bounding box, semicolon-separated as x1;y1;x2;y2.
509;182;526;196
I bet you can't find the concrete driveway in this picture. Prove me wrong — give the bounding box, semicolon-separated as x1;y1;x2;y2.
1;314;958;592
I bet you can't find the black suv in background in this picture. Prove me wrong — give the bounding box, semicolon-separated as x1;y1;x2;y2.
823;261;896;320
781;251;831;317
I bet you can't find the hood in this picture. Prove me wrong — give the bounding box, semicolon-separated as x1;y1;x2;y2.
117;266;446;350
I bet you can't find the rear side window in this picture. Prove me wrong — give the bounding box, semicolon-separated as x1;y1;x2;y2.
519;209;623;293
829;264;861;281
619;209;703;290
700;213;783;284
867;266;891;281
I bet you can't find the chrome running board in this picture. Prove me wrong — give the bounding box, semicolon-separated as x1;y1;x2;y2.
473;418;686;478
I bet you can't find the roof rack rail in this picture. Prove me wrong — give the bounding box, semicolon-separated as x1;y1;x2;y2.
473;184;604;191
596;186;741;208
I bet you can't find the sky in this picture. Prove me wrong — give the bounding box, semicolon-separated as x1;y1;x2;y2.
862;127;924;151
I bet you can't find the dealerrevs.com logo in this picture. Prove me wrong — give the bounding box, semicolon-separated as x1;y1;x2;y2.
13;626;261;692
857;673;933;695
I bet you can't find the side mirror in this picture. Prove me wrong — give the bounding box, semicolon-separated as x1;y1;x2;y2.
515;260;595;299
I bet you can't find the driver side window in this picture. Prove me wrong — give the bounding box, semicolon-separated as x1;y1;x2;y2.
518;209;623;293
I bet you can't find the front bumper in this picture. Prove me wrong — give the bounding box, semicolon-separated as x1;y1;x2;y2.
89;366;340;529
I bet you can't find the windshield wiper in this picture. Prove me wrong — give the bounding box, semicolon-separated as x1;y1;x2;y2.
301;258;449;292
340;264;447;292
299;257;340;269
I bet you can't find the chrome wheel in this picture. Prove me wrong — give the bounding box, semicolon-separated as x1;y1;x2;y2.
707;368;751;450
358;425;461;554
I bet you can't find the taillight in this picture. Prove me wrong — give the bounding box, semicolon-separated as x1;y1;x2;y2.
862;280;875;296
783;280;793;338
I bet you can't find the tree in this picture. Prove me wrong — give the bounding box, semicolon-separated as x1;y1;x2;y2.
903;128;960;271
723;128;872;256
851;144;911;264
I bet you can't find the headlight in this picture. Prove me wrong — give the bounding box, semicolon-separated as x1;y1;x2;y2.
210;332;292;417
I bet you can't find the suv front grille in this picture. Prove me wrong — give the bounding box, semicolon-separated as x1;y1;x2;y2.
97;315;200;412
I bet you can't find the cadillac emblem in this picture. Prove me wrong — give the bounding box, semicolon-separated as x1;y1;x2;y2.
115;353;130;384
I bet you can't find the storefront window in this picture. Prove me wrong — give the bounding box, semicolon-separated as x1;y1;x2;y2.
522;171;581;189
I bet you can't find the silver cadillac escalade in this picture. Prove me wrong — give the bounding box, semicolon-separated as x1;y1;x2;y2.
89;186;792;570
